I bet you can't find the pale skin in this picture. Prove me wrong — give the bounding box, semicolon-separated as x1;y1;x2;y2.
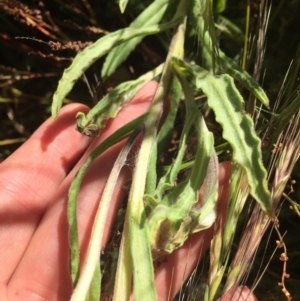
0;81;257;301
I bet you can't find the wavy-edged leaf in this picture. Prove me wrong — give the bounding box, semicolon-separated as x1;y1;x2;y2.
171;57;272;215
157;77;181;155
76;79;144;137
76;64;164;137
219;51;270;107
51;19;178;119
102;0;168;79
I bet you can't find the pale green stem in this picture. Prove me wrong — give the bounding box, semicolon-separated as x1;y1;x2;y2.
112;210;132;301
128;51;177;299
112;1;189;299
242;0;250;70
127;13;188;301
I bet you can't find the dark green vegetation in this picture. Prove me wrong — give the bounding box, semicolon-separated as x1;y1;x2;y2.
1;0;300;300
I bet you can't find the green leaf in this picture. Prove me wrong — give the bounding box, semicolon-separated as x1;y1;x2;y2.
119;0;128;13
76;79;144;137
213;0;227;14
219;51;270;107
51;19;178;119
154;74;197;201
156;77;182;156
190;149;219;231
102;0;168;79
154;101;196;200
76;64;163;137
171;58;272;215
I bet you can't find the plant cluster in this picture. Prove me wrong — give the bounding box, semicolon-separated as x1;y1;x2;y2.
1;0;300;300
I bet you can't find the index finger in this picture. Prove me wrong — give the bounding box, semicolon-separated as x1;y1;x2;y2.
0;103;92;284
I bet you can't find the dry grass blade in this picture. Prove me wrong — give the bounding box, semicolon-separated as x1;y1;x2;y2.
205;165;250;301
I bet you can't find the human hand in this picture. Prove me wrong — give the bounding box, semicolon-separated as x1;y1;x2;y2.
0;81;256;301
